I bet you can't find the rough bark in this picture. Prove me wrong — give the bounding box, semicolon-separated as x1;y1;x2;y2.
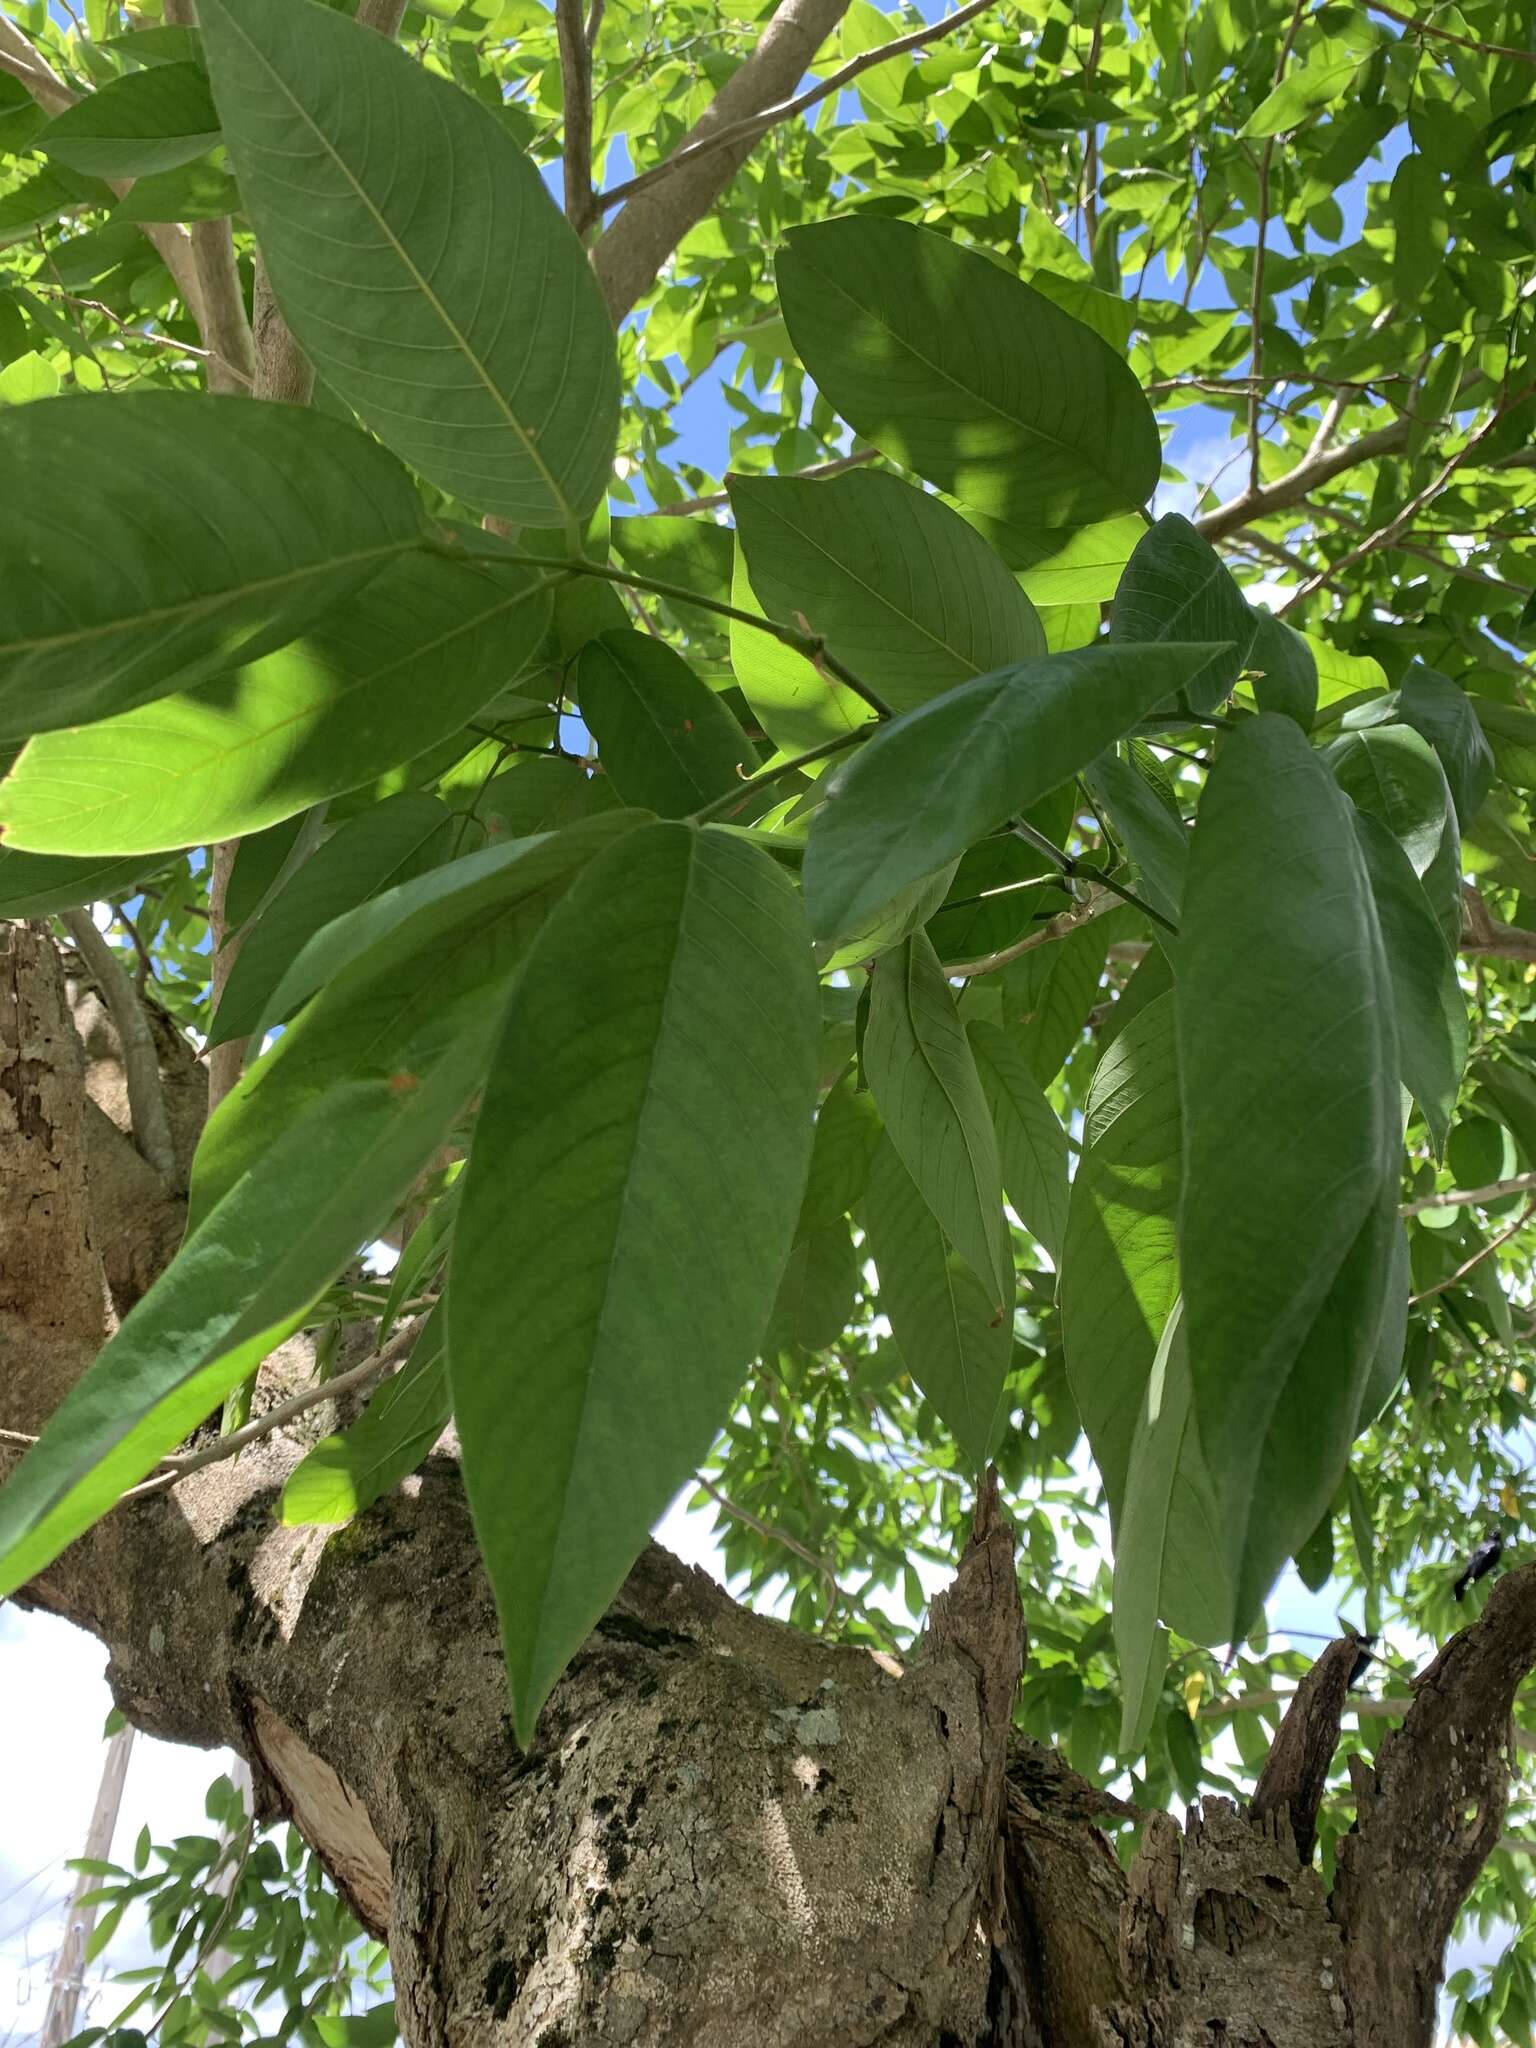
6;921;1536;2048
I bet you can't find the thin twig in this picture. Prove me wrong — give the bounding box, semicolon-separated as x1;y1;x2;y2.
1358;0;1536;64
1409;1202;1536;1306
60;911;178;1186
693;1472;903;1652
597;0;994;213
1401;1173;1536;1217
943;886;1124;980
654;446;881;516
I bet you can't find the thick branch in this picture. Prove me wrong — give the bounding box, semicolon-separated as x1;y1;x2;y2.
1194;418;1409;541
1334;1562;1536;2048
59;912;178;1188
591;0;853;322
556;0;596;233
1249;1632;1358;1863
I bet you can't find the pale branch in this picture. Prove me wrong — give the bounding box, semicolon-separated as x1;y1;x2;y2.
584;0;606;50
654;445;881;515
592;0;853;322
1401;1171;1536;1216
0;14;72;115
59;911;178;1188
1194;416;1410;542
1409;1200;1536;1306
597;0;994;216
555;0;596;233
942;886;1122;980
1360;0;1536;64
158;2;256;390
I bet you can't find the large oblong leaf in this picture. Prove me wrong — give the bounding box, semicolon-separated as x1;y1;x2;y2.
1177;714;1399;1635
0;393;423;741
967;1020;1069;1262
802;643;1227;943
729;468;1045;715
199;0;619;525
777;217;1161;525
447;823;819;1738
576;629;755;816
0;555;553;856
863;932;1010;1311
38;62;219;178
1109;513;1256;715
862;1134;1011;1471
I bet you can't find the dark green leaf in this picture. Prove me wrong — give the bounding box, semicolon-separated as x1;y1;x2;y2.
610;517;734;609
38;62;219;178
765;1217;861;1353
0;848;166;918
802;644;1228;943
967;1019;1069;1260
862;1134;1011;1471
1082;748;1187;925
730;468;1045;714
1246;610;1318;729
796;1072;883;1236
1398;662;1495;832
576;629;754;815
1325;720;1460;940
1003;913;1113;1084
200;0;619;524
1109;514;1255;714
864;932;1010;1310
448;823;818;1737
0;394;423;741
777;217;1161;524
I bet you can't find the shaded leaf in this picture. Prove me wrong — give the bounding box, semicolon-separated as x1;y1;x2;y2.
1109;514;1255;714
967;1019;1069;1260
39;62;218;178
576;629;754;816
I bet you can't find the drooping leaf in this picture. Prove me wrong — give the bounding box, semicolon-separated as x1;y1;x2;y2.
802;643;1228;943
1060;992;1182;1519
967;1020;1069;1261
576;630;754;816
1325;720;1460;939
1352;810;1466;1157
730;468;1045;715
863;932;1010;1311
279;1310;451;1528
1110;514;1256;714
1003;912;1114;1083
0;553;552;855
1397;662;1496;832
38;62;219;178
862;1134;1011;1471
199;0;619;524
777;217;1161;524
448;823;818;1737
1390;152;1448;302
766;1217;861;1354
796;1071;883;1236
211;792;452;1046
1245;610;1318;729
1082;748;1188;926
0;1054;481;1601
0;393;423;741
1177;715;1399;1635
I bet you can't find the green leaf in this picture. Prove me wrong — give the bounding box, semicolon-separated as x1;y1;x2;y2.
1390;153;1448;303
0;1057;480;1600
576;629;754;816
1113;1302;1227;1748
1239;37;1365;137
796;1071;883;1235
967;1019;1069;1261
199;0;619;525
1082;748;1187;926
864;932;1010;1311
1245;610;1317;729
0;847;165;918
1177;715;1399;1636
776;218;1161;525
210;792;452;1046
765;1217;861;1353
116;157;240;222
0;553;551;855
802;644;1226;944
0;165;113;241
38;62;219;178
1325;720;1460;938
1398;662;1495;832
862;1133;1011;1471
1352;811;1466;1157
1060;991;1182;1520
448;823;818;1737
728;547;873;762
0;393;423;742
610;516;734;609
730;469;1045;715
1109;514;1256;714
964;511;1144;607
279;1311;450;1527
1004;912;1113;1083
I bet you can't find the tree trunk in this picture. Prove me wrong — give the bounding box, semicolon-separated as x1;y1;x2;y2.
6;919;1535;2048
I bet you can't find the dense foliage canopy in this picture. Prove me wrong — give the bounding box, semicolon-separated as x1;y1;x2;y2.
2;0;1536;2037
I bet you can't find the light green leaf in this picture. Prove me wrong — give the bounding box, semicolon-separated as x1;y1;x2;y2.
576;629;754;816
1060;991;1182;1520
862;1134;1011;1472
730;468;1045;715
864;932;1010;1311
802;644;1226;943
777;218;1161;524
1240;37;1366;137
448;823;819;1737
0;393;423;741
1353;811;1466;1157
279;1311;451;1528
199;0;619;524
1177;715;1399;1636
967;1019;1069;1261
1391;153;1448;302
0;553;552;855
610;515;734;609
1306;636;1387;721
116;157;240;222
211;792;452;1046
728;547;873;762
962;511;1144;607
38;62;219;178
1110;513;1255;714
0;1055;480;1601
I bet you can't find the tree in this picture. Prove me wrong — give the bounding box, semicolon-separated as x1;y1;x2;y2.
1;0;1535;2039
